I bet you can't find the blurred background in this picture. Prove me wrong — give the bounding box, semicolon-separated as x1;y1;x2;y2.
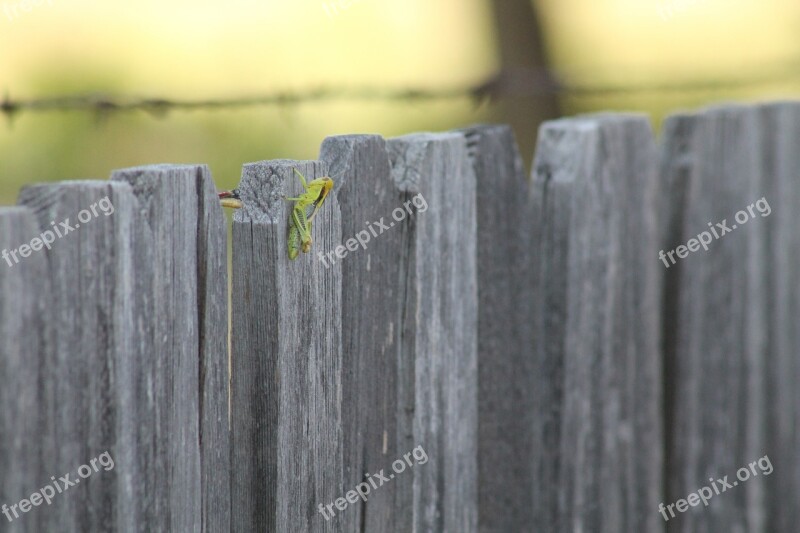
1;0;798;205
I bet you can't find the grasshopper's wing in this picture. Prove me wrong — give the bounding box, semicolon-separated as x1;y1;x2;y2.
302;203;318;222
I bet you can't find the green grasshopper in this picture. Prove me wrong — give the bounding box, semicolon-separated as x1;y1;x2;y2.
286;168;334;260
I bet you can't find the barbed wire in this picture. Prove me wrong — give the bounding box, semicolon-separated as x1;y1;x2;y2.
3;64;800;118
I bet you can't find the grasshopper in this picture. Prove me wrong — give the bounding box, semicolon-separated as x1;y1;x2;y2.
286;168;334;260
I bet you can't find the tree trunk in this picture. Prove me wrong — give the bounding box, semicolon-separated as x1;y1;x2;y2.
487;0;561;167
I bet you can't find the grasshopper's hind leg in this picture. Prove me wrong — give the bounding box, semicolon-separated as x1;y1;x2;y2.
289;206;313;258
288;207;311;260
301;221;313;253
288;222;302;260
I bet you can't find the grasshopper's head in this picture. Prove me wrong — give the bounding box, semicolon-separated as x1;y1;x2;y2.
313;178;334;207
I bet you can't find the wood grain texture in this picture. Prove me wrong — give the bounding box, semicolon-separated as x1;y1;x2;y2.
455;124;536;533
4;107;800;532
0;207;53;533
659;105;767;532
17;181;150;532
529;128;573;532
195;167;232;533
319;135;402;533
112;164;230;532
386;133;478;533
230;160;343;533
757;102;800;533
531;114;663;532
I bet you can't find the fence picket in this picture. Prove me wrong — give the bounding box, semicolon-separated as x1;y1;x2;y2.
0;208;52;533
230;160;343;533
758;102;800;533
17;182;151;531
386;132;479;532
531;115;663;532
318;135;408;533
456;124;537;533
660;106;766;531
111;164;230;532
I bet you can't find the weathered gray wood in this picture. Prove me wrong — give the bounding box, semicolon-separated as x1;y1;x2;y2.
755;102;800;533
17;181;150;532
230;160;342;533
531;114;663;532
659;105;767;531
6;105;800;531
529;128;573;532
455;124;536;532
111;164;230;532
195;167;232;533
318;135;401;533
0;207;53;533
386;133;478;532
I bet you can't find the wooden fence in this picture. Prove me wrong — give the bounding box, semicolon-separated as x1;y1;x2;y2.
0;101;798;532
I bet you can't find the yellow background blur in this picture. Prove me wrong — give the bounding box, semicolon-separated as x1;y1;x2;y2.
1;0;799;204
